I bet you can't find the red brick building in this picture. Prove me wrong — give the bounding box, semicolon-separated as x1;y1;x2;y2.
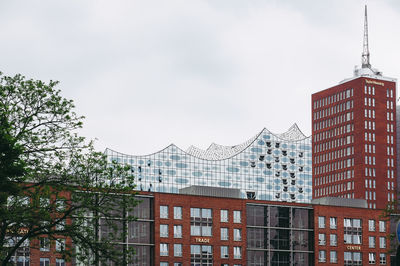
312;75;397;210
14;188;395;266
313;197;390;265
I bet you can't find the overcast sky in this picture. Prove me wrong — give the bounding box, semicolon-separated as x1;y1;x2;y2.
1;0;399;155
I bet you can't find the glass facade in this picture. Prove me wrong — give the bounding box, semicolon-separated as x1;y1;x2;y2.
246;204;314;265
73;195;154;266
106;125;312;203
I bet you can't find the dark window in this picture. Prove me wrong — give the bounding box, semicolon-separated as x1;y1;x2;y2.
247;205;268;226
270;207;290;228
270;229;290;250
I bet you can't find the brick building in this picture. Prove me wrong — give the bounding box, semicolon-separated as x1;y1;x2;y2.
311;6;397;210
311;75;397;209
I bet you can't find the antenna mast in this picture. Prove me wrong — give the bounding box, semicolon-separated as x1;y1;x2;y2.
361;5;371;68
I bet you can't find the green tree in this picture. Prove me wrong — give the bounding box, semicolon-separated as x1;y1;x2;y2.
0;72;138;265
0;116;25;209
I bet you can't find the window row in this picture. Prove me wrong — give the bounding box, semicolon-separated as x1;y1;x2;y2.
314;109;353;123
314;119;354;132
387;135;394;144
314;135;353;153
318;251;386;264
364;120;376;130
315;146;354;164
386;100;394;109
365;179;376;189
387;193;395;202
221;227;242;241
39;238;65;252
40;258;65;266
315;182;354;197
364;97;375;107
221;246;242;259
365;156;376;165
365;85;375;95
365;144;376;154
160;206;182;219
386;158;395;167
364;132;376;142
160;206;241;223
387;169;395;179
313;89;353;110
364;109;375;118
160;224;182;238
387;112;394;121
386;182;395;190
319;217;386;232
160;243;183;257
315;170;353;186
314;131;353;145
314;158;354;175
386;124;395;133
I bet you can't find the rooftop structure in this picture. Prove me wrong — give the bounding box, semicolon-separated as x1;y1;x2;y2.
311;5;397;209
106;124;313;203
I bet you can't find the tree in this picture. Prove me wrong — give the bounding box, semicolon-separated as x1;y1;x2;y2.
0;72;138;265
0;116;25;209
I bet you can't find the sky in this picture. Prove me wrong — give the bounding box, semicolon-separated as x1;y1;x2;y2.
1;0;400;155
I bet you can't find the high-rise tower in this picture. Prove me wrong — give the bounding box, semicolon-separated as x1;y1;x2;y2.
311;6;397;209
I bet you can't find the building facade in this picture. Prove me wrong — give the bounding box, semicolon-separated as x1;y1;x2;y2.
311;6;397;210
105;124;312;203
311;75;397;209
20;189;395;266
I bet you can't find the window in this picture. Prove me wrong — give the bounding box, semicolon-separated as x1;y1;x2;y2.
174;244;182;257
160;205;168;219
160;224;168;237
330;251;337;263
379;253;386;264
160;263;168;266
174;206;182;219
369;220;375;231
234;228;242;241
160;243;169;256
56;258;65;266
220;209;228;222
330;217;337;229
190;208;212;236
40;258;50;266
233;211;241;223
369;252;376;264
56;220;65;231
221;227;228;240
319;250;326;262
318;233;326;245
318;216;325;228
233;246;241;259
221;246;229;258
174;225;182;238
379;221;386;232
379;237;386;248
369;236;376;248
330;234;337;246
174;263;182;266
191;245;213;264
40;238;50;252
55;199;65;212
55;239;65;252
40;197;50;208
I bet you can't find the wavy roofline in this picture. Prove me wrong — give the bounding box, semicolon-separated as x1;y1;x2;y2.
105;123;311;161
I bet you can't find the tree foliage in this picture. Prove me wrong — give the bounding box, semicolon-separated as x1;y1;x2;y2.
0;72;137;265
